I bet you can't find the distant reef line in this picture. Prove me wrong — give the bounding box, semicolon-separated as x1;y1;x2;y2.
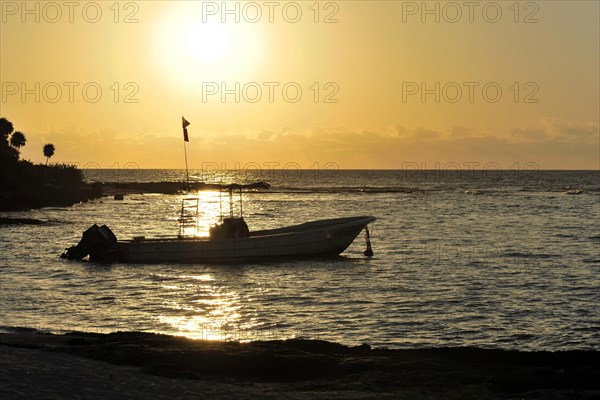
101;181;221;195
0;217;44;225
1;179;268;211
99;181;270;195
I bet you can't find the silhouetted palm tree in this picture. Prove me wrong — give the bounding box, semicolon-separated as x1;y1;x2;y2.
10;131;26;149
0;118;18;162
43;143;55;165
0;117;14;141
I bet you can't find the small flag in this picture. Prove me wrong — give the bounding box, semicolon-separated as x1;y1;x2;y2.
182;117;190;142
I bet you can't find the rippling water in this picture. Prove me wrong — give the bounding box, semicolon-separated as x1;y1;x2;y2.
1;170;599;350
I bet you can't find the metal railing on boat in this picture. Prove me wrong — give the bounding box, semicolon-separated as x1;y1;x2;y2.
178;197;199;238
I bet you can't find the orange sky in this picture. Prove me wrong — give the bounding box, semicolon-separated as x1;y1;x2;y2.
1;1;598;169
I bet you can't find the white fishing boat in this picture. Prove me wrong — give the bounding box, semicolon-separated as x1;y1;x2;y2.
62;183;375;263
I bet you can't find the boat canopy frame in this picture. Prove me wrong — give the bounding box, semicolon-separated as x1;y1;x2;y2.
178;181;270;237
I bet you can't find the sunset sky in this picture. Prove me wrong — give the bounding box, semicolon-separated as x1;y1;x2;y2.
1;1;598;169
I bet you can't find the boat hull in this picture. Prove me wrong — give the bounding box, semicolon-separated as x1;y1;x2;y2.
111;216;375;263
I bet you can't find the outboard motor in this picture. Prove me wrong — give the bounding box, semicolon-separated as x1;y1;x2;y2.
61;224;117;261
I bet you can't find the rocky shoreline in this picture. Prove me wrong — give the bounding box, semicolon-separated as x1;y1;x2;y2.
1;329;598;399
0;183;102;211
0;161;103;211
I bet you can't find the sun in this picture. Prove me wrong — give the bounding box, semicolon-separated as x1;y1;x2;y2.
151;3;264;89
183;22;231;65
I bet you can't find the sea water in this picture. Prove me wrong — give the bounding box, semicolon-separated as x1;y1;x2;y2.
1;169;598;350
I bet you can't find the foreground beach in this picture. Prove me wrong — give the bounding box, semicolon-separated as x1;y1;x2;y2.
0;329;597;399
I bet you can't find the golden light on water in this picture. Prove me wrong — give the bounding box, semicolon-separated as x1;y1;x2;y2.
179;274;215;282
154;193;269;340
157;273;250;341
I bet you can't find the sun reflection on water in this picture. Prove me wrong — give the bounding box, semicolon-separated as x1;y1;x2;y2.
179;274;214;282
156;273;255;341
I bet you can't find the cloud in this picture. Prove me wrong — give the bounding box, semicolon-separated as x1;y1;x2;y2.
449;126;476;138
413;127;443;141
551;120;599;142
14;119;600;169
257;129;275;140
395;124;408;137
510;128;549;141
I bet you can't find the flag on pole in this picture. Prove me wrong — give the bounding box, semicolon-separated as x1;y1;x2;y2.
182;117;190;142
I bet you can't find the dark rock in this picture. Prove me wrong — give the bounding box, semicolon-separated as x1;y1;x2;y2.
0;217;44;225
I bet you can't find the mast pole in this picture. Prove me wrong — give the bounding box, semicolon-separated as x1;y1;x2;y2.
219;182;223;223
183;137;190;192
181;116;191;192
239;187;243;217
229;188;234;218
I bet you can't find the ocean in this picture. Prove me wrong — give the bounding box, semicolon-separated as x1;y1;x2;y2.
1;169;598;350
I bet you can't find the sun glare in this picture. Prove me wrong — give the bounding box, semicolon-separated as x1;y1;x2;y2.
184;22;232;65
152;4;264;89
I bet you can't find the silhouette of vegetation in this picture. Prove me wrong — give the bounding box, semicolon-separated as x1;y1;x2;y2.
0;117;13;138
43;143;55;165
0;117;102;211
0;117;19;163
10;131;27;149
